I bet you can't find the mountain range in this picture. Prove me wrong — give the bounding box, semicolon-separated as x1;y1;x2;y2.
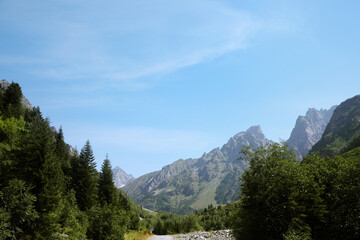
123;126;269;214
122;106;337;214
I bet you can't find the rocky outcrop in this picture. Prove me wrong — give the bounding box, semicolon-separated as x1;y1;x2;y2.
112;166;135;188
287;106;336;159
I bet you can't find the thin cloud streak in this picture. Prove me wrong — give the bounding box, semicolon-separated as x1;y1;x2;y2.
0;0;257;89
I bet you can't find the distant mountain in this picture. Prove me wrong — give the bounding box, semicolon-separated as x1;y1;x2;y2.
123;125;271;215
311;95;360;156
112;166;135;188
287;106;336;159
0;79;33;109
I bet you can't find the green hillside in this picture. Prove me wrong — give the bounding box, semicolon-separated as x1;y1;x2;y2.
311;95;360;156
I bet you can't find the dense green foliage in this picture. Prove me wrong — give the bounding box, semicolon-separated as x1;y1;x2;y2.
145;202;239;235
196;203;238;231
150;212;201;235
232;142;360;240
0;82;138;239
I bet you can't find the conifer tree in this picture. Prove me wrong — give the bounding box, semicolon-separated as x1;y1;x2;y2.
54;126;71;190
55;126;70;168
3;82;23;118
98;154;116;206
72;140;98;211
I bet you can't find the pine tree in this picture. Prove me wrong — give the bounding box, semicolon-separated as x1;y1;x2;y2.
3;82;23;118
71;140;98;211
98;154;116;206
55;126;70;169
54;126;71;190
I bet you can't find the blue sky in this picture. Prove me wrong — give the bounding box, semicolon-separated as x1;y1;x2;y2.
1;0;359;177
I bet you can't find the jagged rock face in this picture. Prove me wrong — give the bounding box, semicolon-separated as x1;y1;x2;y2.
112;166;135;188
287;106;336;159
123;125;271;214
221;125;269;160
0;79;33;109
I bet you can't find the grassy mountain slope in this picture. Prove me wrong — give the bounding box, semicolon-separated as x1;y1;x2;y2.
311;95;360;156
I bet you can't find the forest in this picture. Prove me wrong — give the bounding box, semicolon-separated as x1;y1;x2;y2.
1;82;359;240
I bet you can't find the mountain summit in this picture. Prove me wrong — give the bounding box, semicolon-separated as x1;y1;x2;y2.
287;106;336;159
123;125;271;214
112;166;135;188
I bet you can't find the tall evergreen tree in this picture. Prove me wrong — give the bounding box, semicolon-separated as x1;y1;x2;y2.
3;82;23;118
55;126;70;168
71;140;98;211
54;126;71;190
98;154;116;206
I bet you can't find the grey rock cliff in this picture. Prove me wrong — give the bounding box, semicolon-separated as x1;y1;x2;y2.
112;166;135;188
287;106;336;159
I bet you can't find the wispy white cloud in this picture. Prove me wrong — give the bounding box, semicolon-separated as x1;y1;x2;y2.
0;0;257;89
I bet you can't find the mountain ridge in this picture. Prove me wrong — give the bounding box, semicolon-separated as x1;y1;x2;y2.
310;95;360;155
123;125;270;214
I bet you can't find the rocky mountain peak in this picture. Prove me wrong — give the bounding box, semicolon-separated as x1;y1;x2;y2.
112;166;135;188
287;106;336;159
220;125;269;161
246;125;263;137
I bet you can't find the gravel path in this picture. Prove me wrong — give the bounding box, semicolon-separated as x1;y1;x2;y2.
148;230;234;240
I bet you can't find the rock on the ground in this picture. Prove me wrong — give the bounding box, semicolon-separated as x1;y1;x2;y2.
175;230;234;240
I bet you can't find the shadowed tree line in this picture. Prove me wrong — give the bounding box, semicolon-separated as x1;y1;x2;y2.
0;82;138;239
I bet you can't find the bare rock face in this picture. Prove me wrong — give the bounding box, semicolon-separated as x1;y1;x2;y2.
112;166;135;188
287;106;336;159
